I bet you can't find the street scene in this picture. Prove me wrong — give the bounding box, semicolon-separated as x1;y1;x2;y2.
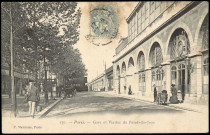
1;1;209;133
46;92;183;118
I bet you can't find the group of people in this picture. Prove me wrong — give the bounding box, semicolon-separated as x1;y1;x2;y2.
153;84;183;104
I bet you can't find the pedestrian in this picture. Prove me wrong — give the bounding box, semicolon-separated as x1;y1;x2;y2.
153;84;157;102
25;81;40;118
74;88;77;96
181;86;185;102
59;85;63;97
56;86;59;97
72;87;76;97
169;84;179;104
128;85;132;95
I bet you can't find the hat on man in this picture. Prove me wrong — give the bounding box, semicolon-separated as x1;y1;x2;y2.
29;80;36;83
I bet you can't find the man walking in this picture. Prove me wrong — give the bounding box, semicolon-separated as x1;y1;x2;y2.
25;81;40;118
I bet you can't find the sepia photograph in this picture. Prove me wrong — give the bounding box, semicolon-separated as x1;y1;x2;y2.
1;1;209;133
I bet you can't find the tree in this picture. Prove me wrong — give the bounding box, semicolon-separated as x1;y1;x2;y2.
1;2;28;117
51;46;87;83
20;2;82;103
1;2;82;116
20;2;82;82
1;2;28;69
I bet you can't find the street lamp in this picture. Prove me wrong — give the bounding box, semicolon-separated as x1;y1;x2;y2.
44;62;49;104
43;47;51;104
49;72;54;99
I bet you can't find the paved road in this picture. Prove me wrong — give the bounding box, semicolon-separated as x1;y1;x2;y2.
3;92;207;133
46;91;185;118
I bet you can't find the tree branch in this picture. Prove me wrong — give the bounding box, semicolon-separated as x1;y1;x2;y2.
13;22;26;34
2;19;11;28
1;6;10;17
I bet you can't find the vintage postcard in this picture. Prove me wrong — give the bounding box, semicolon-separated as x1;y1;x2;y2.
1;1;209;133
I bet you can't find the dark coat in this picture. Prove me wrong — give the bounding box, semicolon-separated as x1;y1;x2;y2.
27;85;40;102
154;87;157;96
169;86;179;104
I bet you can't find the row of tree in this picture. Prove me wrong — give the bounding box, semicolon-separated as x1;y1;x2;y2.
1;2;87;84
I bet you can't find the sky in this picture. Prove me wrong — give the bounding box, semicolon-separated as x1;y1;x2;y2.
73;2;138;82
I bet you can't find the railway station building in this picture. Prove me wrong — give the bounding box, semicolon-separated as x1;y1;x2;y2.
113;1;209;104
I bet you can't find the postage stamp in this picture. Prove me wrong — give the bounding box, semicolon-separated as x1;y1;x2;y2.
90;4;118;38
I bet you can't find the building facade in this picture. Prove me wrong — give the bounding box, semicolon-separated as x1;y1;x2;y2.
88;66;113;91
1;62;35;95
113;1;209;104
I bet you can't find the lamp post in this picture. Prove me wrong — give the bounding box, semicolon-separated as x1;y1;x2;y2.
43;47;51;104
44;62;49;104
49;72;54;99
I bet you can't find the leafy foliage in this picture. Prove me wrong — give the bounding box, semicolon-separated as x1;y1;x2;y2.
51;46;87;79
1;2;86;82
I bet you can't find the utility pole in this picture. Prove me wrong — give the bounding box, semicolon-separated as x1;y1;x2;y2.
44;48;48;105
10;2;16;117
104;60;107;91
31;6;38;86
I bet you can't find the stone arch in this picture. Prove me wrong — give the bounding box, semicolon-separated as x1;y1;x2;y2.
121;62;126;73
165;22;194;61
197;12;209;96
147;37;164;61
194;8;209;50
167;28;191;60
137;51;145;71
149;42;163;67
196;12;209;51
128;57;135;68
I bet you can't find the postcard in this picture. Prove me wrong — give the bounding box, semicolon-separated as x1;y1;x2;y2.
1;1;209;133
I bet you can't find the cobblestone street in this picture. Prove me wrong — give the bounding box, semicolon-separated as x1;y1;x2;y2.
2;91;208;133
46;91;189;118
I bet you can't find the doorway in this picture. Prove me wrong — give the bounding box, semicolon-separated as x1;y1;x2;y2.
178;63;186;101
171;62;189;102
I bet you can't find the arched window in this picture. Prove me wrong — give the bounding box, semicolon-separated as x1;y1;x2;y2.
156;69;163;81
202;15;209;76
137;52;145;71
171;66;177;81
168;28;190;60
137;52;146;94
128;57;134;68
199;14;209;95
202;15;209;51
152;71;156;81
150;42;163;67
122;62;126;74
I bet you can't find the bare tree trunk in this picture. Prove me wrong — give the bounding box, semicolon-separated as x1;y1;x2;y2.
8;63;11;98
19;78;23;96
10;2;17;117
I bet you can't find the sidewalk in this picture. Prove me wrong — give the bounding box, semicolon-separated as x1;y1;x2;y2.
104;91;208;113
2;93;60;118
